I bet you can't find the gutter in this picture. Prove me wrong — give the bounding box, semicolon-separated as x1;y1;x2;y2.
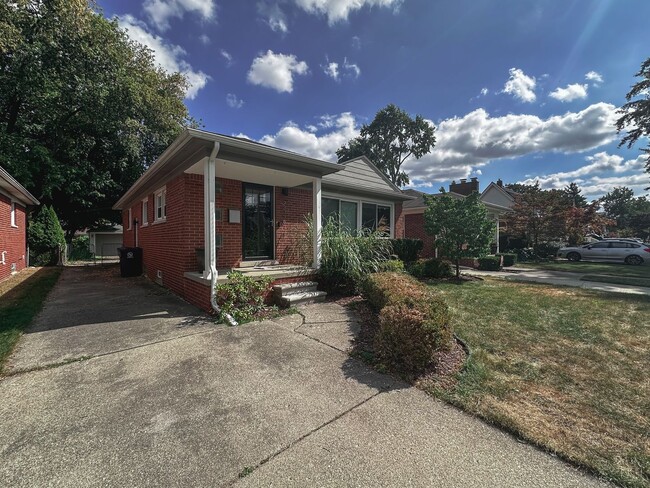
206;141;237;326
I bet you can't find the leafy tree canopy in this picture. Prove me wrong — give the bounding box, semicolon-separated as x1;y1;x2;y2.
336;104;435;187
423;191;495;277
562;182;588;208
0;0;196;237
599;186;650;238
616;57;650;188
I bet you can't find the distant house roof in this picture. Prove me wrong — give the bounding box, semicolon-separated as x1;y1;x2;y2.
322;155;413;201
88;224;123;235
402;188;465;209
0;166;39;206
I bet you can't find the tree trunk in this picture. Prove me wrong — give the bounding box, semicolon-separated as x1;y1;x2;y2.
455;258;460;278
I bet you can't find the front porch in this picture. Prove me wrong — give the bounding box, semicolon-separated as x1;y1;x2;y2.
184;263;316;286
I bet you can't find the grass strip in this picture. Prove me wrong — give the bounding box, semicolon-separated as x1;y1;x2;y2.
0;268;62;370
580;274;650;288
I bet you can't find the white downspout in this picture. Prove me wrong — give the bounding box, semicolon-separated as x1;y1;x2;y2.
206;141;237;326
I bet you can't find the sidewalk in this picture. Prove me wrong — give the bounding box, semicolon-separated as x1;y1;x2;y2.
462;267;650;296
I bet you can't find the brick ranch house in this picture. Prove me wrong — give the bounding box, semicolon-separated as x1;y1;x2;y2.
114;129;412;312
0;166;40;282
403;178;515;258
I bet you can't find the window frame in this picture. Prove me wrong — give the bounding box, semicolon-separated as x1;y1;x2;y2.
10;201;17;228
154;187;167;223
322;193;394;238
141;198;149;226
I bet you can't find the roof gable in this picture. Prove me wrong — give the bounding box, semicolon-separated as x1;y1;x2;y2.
323;156;406;198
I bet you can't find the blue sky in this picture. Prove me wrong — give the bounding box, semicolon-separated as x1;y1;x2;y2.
98;0;650;200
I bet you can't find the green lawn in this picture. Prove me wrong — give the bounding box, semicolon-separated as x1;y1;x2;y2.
0;267;62;371
518;260;650;278
426;278;649;488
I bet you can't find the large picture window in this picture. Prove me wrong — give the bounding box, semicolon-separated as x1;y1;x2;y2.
322;197;391;236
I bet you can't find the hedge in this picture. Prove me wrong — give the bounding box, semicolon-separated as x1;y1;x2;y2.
477;256;502;271
496;253;517;267
408;258;453;279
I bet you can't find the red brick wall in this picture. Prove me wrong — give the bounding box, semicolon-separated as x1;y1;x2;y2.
275;186;312;265
404;211;437;258
216;178;242;268
0;193;28;282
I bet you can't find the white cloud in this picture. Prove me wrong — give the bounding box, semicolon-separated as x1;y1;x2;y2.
518;153;648;197
480;87;489;96
404;102;619;185
117;15;209;99
351;35;361;49
241;113;360;161
226;93;244;109
585;71;604;85
503;68;537;103
549;83;588;102
143;0;216;31
343;57;361;78
247;50;309;93
220;49;233;66
199;34;210;45
323;61;339;80
294;0;402;24
257;2;289;33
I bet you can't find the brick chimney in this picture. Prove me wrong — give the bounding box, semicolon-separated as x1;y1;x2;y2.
449;177;479;196
497;178;503;187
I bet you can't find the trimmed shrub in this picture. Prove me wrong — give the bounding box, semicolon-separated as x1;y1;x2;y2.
215;271;273;323
69;235;93;261
28;205;65;266
407;258;453;279
377;259;405;273
496;253;517;267
390;239;423;263
533;243;561;259
363;272;453;374
477;256;502;271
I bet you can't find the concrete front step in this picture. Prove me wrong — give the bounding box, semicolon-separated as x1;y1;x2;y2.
273;281;319;296
278;290;327;307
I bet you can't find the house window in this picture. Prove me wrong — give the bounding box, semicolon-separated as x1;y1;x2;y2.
127;208;132;230
322;197;391;236
155;188;166;222
142;199;148;225
10;202;17;227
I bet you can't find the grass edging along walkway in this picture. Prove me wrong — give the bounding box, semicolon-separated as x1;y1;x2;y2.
581;274;650;288
518;260;650;279
426;278;649;488
0;267;62;371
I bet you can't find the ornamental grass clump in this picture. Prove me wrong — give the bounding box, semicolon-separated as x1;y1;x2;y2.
363;272;453;375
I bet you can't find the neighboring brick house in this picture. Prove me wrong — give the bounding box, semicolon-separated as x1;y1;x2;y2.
403;178;515;258
0;166;39;282
114;130;411;312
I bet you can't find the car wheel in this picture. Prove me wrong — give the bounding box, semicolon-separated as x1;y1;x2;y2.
566;252;581;262
625;255;643;265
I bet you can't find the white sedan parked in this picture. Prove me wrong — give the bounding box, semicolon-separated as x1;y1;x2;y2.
557;239;650;265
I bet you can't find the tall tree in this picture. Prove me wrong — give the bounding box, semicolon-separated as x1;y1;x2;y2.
423;191;495;278
336;104;435;187
616;57;650;188
562;182;588;208
506;183;566;247
0;0;195;237
599;186;650;236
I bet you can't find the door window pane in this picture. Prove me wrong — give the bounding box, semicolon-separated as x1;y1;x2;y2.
322;198;339;225
340;201;358;232
362;203;377;231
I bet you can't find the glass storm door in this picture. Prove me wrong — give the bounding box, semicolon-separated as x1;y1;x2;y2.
243;184;274;260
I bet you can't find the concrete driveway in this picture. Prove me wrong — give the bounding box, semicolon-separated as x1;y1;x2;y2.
0;267;609;487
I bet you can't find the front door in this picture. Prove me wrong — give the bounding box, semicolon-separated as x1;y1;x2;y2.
242;183;274;260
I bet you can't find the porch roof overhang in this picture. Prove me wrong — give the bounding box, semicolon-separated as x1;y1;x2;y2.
0;166;39;206
113;129;343;210
321;182;415;202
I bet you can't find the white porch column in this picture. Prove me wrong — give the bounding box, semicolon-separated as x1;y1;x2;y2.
203;144;219;279
312;177;322;269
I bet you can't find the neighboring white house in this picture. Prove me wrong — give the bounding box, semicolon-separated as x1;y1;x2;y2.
88;224;123;258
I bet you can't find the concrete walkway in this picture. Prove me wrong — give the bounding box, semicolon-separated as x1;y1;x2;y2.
462;266;650;296
0;267;610;487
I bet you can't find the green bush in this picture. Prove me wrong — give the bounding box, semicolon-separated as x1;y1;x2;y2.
533;243;561;259
390;239;423;263
28;205;65;266
407;258;453;279
363;272;453;374
316;217;393;294
496;253;517;267
69;235;93;261
377;259;405;273
215;271;273;324
477;256;502;271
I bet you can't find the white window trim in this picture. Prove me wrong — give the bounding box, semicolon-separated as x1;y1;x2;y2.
127;208;132;230
141;198;149;226
154;187;167;223
10;201;17;228
322;192;395;238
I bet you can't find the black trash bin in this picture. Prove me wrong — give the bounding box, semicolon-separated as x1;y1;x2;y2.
118;247;143;277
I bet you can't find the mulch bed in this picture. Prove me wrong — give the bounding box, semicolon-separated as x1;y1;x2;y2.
333;295;467;391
